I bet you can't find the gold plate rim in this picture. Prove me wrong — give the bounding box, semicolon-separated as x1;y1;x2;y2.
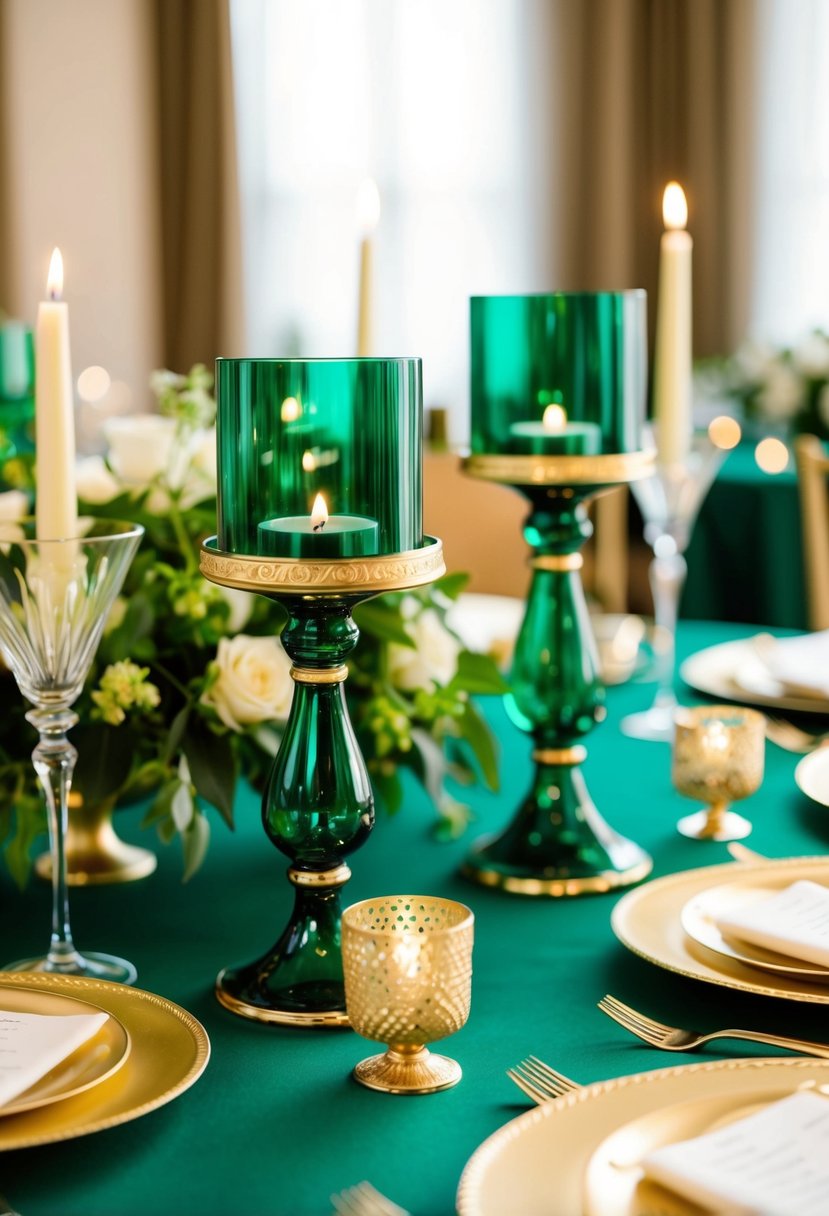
200;535;445;594
680;878;829;982
611;856;829;1004
0;973;210;1150
456;1057;829;1216
0;985;131;1116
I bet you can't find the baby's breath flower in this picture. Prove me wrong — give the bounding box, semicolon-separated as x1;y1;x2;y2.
91;662;161;726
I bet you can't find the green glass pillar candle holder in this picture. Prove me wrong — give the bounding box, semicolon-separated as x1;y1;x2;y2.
202;358;444;1026
462;293;654;896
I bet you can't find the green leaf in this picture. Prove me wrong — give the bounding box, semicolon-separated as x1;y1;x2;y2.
181;811;211;883
163;704;191;764
447;650;509;695
4;802;42;889
410;727;450;809
141;780;178;828
433;571;469;601
457;700;500;791
182;722;236;829
371;768;404;815
72;723;138;805
353;600;415;647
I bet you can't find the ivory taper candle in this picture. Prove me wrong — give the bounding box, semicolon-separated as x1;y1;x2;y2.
356;179;380;358
35;247;77;543
653;182;693;466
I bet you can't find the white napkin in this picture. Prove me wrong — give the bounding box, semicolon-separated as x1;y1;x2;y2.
752;630;829;699
643;1091;829;1215
0;1007;109;1108
715;881;829;968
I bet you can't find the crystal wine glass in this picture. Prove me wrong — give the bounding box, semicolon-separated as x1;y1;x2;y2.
0;518;143;982
621;427;726;742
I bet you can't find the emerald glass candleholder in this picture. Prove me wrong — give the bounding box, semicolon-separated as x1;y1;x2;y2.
202;357;444;1026
463;293;654;896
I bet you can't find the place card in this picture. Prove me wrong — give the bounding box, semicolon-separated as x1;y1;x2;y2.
643;1091;829;1214
715;880;829;968
0;1007;109;1108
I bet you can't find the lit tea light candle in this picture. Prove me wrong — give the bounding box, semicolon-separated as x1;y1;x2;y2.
509;402;602;456
653;181;693;466
259;491;380;559
35;247;77;547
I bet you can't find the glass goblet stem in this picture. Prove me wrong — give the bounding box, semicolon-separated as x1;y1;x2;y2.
648;546;688;718
26;707;85;973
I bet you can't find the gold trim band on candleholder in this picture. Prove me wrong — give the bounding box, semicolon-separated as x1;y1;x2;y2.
200;536;445;595
287;864;352;889
532;746;587;766
462;450;655;487
460;857;653;898
214;979;351;1027
532;554;583;572
290;666;348;685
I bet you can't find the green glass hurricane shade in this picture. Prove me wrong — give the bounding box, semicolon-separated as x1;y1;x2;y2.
463;292;653;896
204;357;445;1027
216;358;423;559
470;292;647;458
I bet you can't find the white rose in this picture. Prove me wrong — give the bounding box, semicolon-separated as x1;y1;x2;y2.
202;635;293;732
75;455;120;504
793;333;829;378
734;339;776;383
756;363;804;422
0;490;28;522
388;603;461;691
179;427;217;507
104;414;178;485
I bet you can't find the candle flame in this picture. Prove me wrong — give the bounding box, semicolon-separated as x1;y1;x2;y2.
46;247;63;300
542;403;567;430
311;492;328;531
662;182;688;231
356;178;381;235
281;396;301;423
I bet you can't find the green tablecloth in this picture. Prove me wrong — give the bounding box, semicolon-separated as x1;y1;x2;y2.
683;442;806;629
3;620;829;1216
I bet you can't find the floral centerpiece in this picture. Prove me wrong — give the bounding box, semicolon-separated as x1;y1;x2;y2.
0;367;505;884
698;331;829;439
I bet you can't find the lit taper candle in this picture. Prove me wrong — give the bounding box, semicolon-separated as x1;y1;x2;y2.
35;247;77;542
653;182;693;466
356;179;380;358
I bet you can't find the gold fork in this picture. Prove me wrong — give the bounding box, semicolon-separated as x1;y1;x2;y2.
598;993;829;1059
764;716;829;753
331;1182;410;1216
506;1055;580;1104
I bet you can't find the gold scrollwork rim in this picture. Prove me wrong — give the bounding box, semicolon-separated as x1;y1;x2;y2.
461;449;656;487
200;535;445;595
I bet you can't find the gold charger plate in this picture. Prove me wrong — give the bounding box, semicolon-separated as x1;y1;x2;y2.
680;880;829;982
679;638;829;715
612;857;829;1004
0;985;130;1116
0;973;209;1149
456;1057;829;1216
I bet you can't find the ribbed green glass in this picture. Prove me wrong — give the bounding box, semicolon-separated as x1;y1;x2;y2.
470;293;647;455
0;323;35;469
215;358;423;557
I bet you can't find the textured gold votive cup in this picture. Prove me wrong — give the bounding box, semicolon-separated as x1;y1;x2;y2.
672;705;765;841
342;895;474;1095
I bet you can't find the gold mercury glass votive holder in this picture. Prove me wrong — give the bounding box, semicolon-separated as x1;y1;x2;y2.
672;705;765;841
342;895;474;1095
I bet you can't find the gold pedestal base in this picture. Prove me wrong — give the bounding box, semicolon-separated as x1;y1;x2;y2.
353;1045;462;1095
36;805;157;886
214;972;351;1028
461;856;652;898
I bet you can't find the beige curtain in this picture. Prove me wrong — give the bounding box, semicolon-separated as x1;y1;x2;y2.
552;0;758;357
0;9;11;316
154;0;246;370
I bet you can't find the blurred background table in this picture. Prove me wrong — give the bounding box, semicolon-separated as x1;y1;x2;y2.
1;619;826;1216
